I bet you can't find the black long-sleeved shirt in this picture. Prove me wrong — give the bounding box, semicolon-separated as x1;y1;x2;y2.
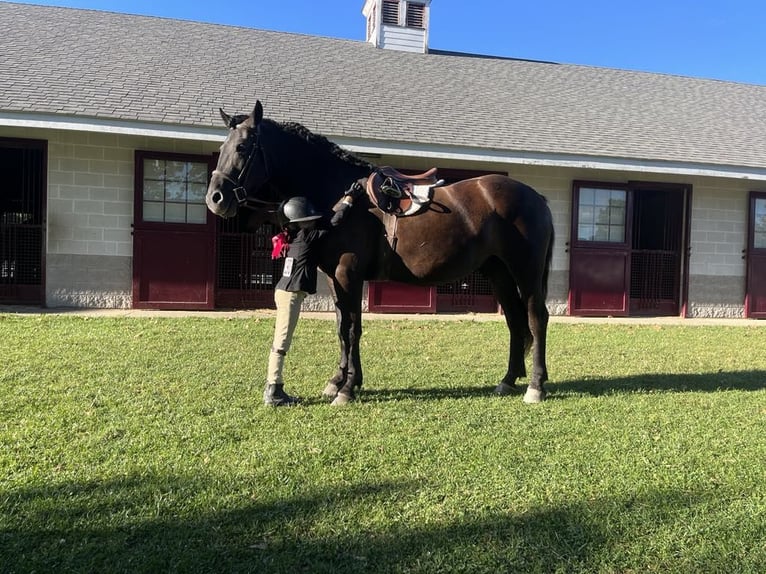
274;227;329;294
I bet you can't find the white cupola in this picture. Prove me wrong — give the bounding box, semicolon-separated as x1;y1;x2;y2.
362;0;432;53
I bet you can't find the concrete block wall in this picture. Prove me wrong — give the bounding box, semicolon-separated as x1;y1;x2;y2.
689;180;748;276
687;178;749;317
45;129;135;307
43;129;218;308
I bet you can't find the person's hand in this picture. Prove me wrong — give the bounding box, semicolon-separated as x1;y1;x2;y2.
330;202;350;226
344;180;364;198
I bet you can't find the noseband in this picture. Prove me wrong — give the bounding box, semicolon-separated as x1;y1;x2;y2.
213;126;276;209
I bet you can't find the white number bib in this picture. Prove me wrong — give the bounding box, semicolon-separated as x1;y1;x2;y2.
282;257;294;277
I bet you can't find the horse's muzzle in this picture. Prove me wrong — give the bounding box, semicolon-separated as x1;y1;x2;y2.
205;180;238;218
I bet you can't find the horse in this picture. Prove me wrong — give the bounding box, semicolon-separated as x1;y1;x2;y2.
206;100;554;405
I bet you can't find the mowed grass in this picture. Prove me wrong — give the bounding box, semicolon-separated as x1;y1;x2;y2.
1;314;765;573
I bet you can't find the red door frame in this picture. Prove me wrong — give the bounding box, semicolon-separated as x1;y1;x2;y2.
132;151;216;310
568;181;633;316
568;180;691;317
745;191;766;318
627;181;689;317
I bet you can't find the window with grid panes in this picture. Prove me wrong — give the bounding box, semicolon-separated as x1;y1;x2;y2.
755;197;766;248
142;158;209;224
577;187;627;243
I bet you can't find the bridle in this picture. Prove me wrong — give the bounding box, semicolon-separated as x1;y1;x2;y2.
212;126;277;209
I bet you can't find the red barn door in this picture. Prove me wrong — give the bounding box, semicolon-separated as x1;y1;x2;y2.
132;152;216;310
746;192;766;318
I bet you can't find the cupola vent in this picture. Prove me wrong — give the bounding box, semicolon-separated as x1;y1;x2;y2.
363;0;432;53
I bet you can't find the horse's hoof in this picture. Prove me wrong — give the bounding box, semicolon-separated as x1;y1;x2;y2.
494;382;519;396
330;393;354;406
523;387;547;404
322;383;340;400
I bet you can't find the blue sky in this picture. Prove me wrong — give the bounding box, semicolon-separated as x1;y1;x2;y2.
8;0;766;85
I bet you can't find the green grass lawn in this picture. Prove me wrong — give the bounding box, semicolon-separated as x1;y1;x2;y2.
1;314;765;573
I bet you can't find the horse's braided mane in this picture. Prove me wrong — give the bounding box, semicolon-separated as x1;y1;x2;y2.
230;113;374;169
275;120;374;170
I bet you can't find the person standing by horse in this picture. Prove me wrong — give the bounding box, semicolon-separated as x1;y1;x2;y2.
264;185;362;407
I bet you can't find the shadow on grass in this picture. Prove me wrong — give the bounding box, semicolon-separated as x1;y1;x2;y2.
356;370;766;403
2;475;763;573
551;369;766;398
359;385;496;402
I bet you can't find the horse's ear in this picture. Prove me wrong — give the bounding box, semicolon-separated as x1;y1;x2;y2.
219;108;233;128
253;100;263;126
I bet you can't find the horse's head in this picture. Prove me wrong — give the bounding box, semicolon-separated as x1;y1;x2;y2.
206;100;271;218
207;100;375;219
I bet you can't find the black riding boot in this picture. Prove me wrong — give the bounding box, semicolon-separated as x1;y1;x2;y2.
263;384;301;407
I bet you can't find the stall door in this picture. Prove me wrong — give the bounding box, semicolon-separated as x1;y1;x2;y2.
0;138;46;305
746;192;766;318
368;281;436;313
569;182;687;317
216;216;281;309
628;185;686;315
568;184;631;316
436;272;498;313
132;152;216;309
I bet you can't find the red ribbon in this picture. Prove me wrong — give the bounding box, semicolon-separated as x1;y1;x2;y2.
271;231;289;259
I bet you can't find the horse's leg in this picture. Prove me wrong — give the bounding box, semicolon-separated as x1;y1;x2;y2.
323;271;364;406
482;260;529;396
522;285;549;404
322;276;348;399
330;306;363;406
321;303;348;399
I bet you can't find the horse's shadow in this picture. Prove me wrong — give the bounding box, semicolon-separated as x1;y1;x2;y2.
355;370;766;403
358;385;494;402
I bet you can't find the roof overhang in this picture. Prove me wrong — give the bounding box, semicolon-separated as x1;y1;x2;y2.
4;111;766;183
337;137;766;183
0;111;224;142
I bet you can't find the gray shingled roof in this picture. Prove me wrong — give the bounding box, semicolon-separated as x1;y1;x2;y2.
2;2;766;172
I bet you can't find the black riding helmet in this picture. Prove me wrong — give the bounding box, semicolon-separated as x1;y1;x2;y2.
278;196;322;227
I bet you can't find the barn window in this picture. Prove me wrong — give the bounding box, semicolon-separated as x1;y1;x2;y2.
755;197;766;248
576;186;627;243
141;158;209;224
382;0;399;25
406;2;425;28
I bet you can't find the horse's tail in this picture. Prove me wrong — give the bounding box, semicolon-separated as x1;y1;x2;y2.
524;221;554;355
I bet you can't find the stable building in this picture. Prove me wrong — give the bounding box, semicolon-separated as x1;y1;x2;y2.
1;1;766;318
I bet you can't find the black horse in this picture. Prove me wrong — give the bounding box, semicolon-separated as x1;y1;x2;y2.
206;101;554;404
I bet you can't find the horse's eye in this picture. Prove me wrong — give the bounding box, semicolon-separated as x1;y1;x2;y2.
236;143;247;153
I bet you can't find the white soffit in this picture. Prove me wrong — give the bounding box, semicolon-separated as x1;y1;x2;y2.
0;112;224;142
4;111;766;183
336;137;766;182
